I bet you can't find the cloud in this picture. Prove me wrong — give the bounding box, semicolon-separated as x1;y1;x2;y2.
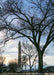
4;57;18;64
0;31;5;41
44;55;54;65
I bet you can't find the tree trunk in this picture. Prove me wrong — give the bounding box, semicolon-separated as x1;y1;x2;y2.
38;53;43;73
30;66;32;72
25;64;26;72
29;56;32;72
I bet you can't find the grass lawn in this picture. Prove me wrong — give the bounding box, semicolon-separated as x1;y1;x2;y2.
0;73;54;75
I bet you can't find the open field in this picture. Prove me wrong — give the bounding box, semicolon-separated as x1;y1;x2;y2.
0;73;54;75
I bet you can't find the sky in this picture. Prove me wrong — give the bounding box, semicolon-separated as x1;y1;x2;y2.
1;37;54;66
0;0;54;66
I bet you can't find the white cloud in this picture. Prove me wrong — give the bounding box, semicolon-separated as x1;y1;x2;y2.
44;55;54;65
4;57;17;64
0;31;5;39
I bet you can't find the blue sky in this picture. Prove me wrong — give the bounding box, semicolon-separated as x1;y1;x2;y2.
1;38;54;65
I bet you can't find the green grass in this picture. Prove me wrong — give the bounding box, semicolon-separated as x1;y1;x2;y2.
0;73;54;75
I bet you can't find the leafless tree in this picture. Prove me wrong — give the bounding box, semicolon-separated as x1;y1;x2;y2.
0;55;5;72
22;42;38;72
0;48;5;65
0;0;54;73
21;55;28;73
0;56;5;64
